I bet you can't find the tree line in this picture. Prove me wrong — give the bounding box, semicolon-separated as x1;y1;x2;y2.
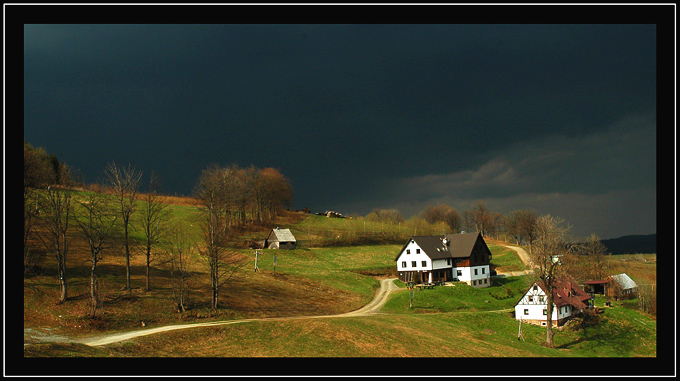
24;142;294;317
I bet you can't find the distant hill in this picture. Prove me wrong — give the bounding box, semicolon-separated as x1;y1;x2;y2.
601;234;656;255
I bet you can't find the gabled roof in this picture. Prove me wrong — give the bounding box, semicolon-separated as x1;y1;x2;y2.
395;232;487;261
609;273;637;290
268;228;296;242
533;277;591;310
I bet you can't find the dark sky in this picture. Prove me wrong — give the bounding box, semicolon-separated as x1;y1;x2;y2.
23;22;658;240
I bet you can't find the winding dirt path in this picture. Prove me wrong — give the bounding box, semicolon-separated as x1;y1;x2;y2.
71;278;399;347
27;246;534;348
496;244;535;277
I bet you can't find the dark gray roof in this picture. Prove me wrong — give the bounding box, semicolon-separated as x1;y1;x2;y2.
395;232;487;261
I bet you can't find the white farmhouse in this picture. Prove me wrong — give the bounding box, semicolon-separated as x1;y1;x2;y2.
394;233;493;288
515;277;591;327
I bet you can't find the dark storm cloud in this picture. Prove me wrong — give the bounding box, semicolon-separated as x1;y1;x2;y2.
23;23;657;239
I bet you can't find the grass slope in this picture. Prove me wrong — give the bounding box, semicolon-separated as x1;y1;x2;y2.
23;203;656;359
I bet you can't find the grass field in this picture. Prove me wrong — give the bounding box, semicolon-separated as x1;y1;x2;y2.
23;198;657;360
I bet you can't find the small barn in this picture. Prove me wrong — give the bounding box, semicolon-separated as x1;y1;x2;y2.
266;228;296;250
583;273;638;300
609;273;638;300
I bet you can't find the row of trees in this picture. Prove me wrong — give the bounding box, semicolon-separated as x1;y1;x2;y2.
24;142;294;316
191;164;293;309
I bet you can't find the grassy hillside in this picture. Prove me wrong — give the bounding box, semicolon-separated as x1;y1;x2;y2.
24;196;657;359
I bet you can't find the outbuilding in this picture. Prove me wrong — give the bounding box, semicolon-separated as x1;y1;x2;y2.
266;227;297;250
583;273;638;300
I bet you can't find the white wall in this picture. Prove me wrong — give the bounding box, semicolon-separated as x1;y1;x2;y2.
515;283;574;322
396;241;431;271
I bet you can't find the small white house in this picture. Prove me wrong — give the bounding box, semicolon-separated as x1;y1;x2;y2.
515;277;591;327
394;233;493;288
266;228;296;250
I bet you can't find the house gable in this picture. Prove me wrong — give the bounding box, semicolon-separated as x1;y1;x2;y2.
394;233;491;265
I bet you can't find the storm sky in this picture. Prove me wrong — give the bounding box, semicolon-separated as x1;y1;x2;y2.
22;22;659;240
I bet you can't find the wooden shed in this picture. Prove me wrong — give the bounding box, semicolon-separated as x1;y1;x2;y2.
583;273;638;300
266;228;297;250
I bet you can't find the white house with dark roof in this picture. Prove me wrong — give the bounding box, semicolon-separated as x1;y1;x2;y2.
395;233;493;288
515;277;591;327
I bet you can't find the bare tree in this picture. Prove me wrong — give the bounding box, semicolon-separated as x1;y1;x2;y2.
35;179;73;304
105;161;142;291
24;145;55;273
531;214;571;348
140;172;170;291
579;233;608;280
517;209;538;254
505;211;522;245
165;222;194;312
466;200;493;237
194;166;245;310
74;191;118;318
420;204;462;233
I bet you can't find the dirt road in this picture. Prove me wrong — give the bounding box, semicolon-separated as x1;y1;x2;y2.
496;244;534;277
70;278;399;347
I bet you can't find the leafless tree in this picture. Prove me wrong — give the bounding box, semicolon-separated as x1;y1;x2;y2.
35;176;74;303
194;166;245;310
165;222;195;312
24;145;55;272
140;172;170;291
518;209;538;254
579;233;609;280
366;208;405;224
105;161;142;291
420;204;462;233
74;191;118;318
465;200;493;237
254;167;293;223
505;210;523;245
530;214;572;348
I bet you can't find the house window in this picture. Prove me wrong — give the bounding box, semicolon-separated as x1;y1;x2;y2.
543;309;547;315
482;268;485;274
457;270;462;276
411;261;417;268
528;296;534;302
474;269;478;275
473;280;477;285
421;261;427;267
539;296;545;303
533;285;538;291
524;309;529;315
416;249;421;254
447;258;451;266
406;249;410;255
484;279;487;284
401;261;407;268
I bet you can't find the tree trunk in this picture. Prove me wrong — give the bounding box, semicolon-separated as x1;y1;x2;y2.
545;280;555;348
57;256;67;304
90;259;98;318
145;245;151;292
125;223;131;291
